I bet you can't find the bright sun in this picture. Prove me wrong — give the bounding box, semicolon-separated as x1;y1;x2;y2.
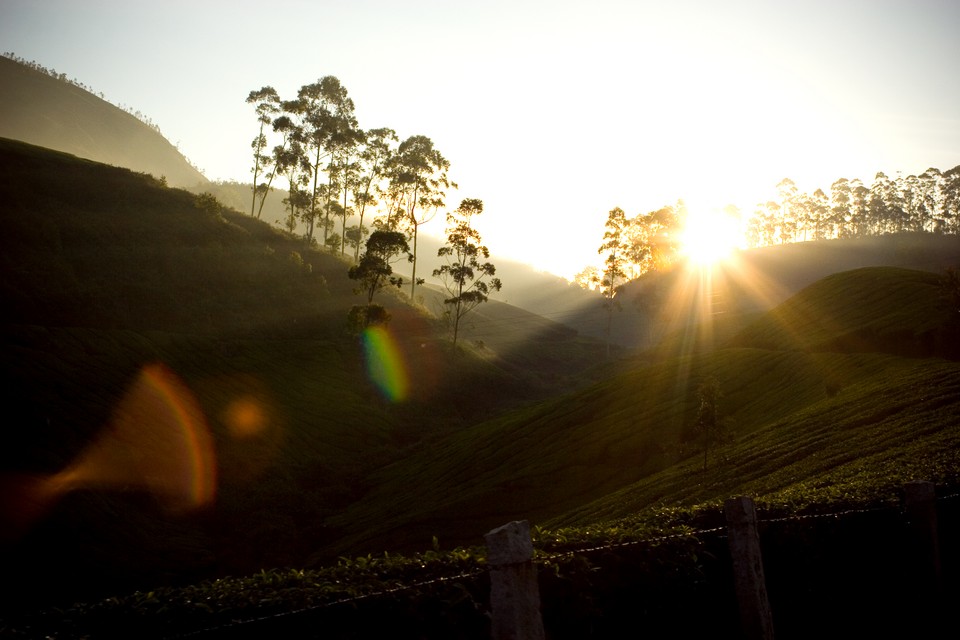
680;209;743;266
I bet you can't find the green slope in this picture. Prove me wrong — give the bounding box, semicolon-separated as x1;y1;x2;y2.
0;138;609;608
323;266;960;554
729;265;959;358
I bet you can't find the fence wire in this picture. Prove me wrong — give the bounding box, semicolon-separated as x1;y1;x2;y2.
167;486;957;638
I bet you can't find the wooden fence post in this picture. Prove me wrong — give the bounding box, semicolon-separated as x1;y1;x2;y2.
725;496;775;640
903;480;941;592
485;520;545;640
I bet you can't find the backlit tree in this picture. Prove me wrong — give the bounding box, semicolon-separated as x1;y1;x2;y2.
433;198;501;347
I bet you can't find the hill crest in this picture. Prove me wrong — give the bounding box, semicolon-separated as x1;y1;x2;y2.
0;54;207;188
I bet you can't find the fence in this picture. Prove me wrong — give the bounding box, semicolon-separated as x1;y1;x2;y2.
483;479;949;640
171;479;953;639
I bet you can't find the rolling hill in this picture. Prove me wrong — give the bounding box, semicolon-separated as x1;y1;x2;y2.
1;136;959;636
0;55;207;188
0;137;612;608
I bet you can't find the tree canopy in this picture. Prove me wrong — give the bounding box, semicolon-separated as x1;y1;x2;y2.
433;198;502;347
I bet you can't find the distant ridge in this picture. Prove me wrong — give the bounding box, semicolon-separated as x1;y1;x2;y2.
0;55;207;188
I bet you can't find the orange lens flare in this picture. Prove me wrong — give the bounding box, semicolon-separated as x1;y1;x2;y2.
222;396;269;438
70;363;218;509
1;363;218;540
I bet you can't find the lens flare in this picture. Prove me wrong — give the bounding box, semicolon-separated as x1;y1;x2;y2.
223;396;268;438
1;363;218;540
62;363;217;509
361;326;410;402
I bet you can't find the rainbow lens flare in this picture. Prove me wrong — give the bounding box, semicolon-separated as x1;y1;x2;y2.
361;326;409;402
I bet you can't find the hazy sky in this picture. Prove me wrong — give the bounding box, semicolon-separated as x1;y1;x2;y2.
3;0;959;278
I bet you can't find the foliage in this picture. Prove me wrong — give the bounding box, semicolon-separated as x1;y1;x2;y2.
432;198;502;346
246;86;281;218
347;304;391;334
743;165;960;247
348;230;410;304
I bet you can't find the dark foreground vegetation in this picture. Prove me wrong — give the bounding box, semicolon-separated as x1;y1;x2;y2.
1;138;959;637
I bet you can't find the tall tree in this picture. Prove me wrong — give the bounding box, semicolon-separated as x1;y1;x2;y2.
943;165;960;234
293;76;357;246
918;168;944;232
776;178;799;243
829;178;851;239
352;127;398;261
332;116;364;256
809;188;829;240
598;206;629;357
432;198;502;347
391;135;452;301
850;178;870;237
869;171;899;233
246;86;281;218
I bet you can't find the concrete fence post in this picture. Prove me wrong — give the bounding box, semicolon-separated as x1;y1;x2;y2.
725;496;775;640
903;480;941;593
485;520;545;640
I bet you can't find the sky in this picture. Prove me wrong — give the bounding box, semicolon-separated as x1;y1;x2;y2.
2;0;959;279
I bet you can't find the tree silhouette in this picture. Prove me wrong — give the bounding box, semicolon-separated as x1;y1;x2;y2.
349;230;410;304
246;86;281;219
598;207;629;358
390;135;451;301
433;198;501;347
351;127;398;261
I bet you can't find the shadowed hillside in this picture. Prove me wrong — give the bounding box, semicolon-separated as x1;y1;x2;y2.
1;138;959;636
0;138;607;609
0;55;207;187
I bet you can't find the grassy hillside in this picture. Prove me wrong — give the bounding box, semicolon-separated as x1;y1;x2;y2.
0;56;206;187
2;137;959;636
317;265;960;555
196;179;616;344
0;138;610;610
729;266;959;357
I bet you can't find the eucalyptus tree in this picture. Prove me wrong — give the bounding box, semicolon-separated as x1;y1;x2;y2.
330;113;364;255
270;99;312;230
809;188;829;240
352;127;399;261
943;165;960;234
776;178;799;243
293;76;358;246
391;135;452;300
433;198;502;347
918;168;944;232
598;206;629;357
274;110;309;233
253;111;298;221
899;173;924;231
829;178;851;239
246;86;281;218
850;178;870;237
869;172;899;233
